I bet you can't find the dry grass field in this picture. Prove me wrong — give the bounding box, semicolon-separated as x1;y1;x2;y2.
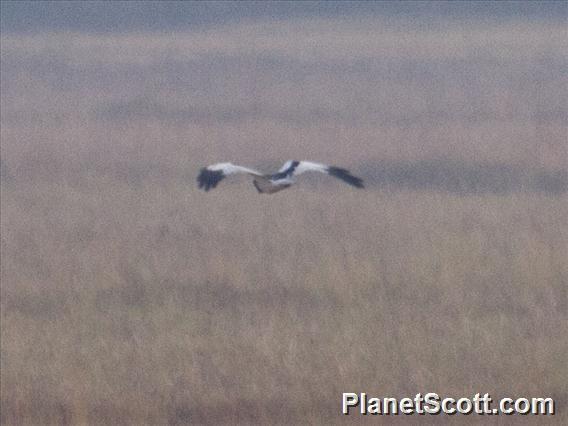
1;13;567;425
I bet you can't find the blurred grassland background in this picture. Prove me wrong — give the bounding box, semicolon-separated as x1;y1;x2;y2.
1;2;567;424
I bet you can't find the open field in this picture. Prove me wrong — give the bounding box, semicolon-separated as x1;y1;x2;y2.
1;15;567;424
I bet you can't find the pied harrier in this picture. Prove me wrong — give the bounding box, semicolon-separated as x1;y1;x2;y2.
197;161;364;194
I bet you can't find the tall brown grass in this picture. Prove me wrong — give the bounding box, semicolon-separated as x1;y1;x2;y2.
1;17;567;424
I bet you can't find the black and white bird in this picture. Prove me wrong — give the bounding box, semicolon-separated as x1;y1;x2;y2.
197;160;364;194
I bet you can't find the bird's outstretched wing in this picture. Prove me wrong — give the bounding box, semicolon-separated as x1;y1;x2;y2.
197;162;264;191
278;160;364;188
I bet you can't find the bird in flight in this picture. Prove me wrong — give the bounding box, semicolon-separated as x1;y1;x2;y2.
198;160;364;194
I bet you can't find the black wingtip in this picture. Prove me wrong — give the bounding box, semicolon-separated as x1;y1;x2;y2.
197;168;225;191
328;166;364;188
